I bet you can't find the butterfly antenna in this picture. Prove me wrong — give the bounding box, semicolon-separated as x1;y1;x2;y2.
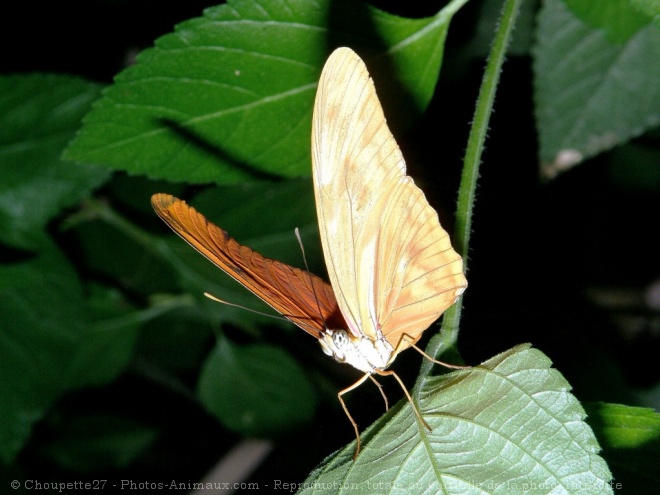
294;228;327;328
204;292;291;324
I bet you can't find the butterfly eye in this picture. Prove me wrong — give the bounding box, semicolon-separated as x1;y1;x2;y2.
332;329;349;349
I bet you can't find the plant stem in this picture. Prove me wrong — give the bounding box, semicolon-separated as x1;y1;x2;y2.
416;0;523;390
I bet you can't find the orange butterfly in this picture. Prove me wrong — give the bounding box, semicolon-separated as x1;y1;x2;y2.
152;47;467;456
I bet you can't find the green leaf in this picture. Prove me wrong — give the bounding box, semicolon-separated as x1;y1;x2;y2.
0;74;110;249
300;345;613;495
72;208;179;297
197;337;315;437
608;141;660;190
564;0;652;42
0;250;147;463
64;0;464;184
39;413;159;473
468;0;537;57
66;285;143;390
631;0;660;29
584;402;660;494
533;0;660;178
0;244;85;463
137;306;213;375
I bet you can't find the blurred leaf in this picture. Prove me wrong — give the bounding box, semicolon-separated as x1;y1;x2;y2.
469;0;538;58
39;413;159;473
585;402;660;448
73;212;178;296
564;0;652;42
106;173;186;217
137;305;213;375
608;141;660;190
66;285;144;390
0;251;153;462
0;74;110;249
197;337;315;437
0;244;85;463
585;402;660;494
534;0;660;178
631;0;660;29
64;0;465;184
300;345;613;495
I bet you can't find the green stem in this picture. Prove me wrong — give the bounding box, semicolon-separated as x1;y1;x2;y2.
63;196;204;292
65;197;174;261
89;296;194;333
416;0;522;390
80;198;228;306
60;198;199;328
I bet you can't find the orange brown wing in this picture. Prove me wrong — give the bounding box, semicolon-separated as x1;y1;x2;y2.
151;193;345;338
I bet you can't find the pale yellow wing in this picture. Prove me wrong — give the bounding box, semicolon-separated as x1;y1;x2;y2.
312;47;466;354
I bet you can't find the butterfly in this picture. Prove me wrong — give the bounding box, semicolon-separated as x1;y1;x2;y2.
152;47;467;457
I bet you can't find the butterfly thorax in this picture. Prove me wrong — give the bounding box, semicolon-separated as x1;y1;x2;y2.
318;328;394;373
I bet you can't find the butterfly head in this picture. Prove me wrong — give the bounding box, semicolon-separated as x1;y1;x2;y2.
318;328;394;374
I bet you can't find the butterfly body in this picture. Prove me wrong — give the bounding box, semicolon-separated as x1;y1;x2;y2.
319;328;393;373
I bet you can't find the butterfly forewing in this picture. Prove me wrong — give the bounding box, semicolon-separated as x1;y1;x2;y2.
151;193;344;337
312;48;466;354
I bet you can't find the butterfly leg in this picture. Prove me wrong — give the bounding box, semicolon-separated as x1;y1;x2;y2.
399;333;470;370
368;375;389;411
374;368;432;432
337;372;372;459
